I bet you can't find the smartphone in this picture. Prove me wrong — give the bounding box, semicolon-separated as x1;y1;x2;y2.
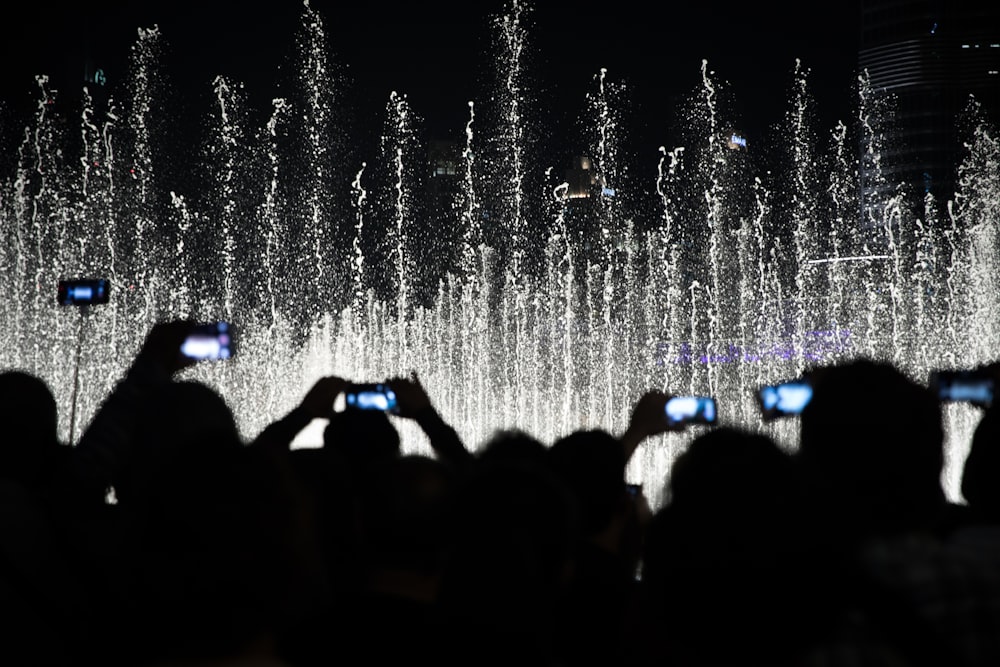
757;379;813;420
57;278;110;306
665;395;717;426
929;368;994;407
344;383;399;413
180;322;233;361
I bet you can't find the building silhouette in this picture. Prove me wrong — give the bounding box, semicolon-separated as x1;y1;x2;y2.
859;0;1000;206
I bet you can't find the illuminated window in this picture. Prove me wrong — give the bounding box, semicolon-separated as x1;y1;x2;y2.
434;162;458;177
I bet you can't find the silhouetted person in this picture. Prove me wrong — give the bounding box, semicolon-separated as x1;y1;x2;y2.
795;359;1000;666
68;320;202;506
334;454;458;664
0;370;65;488
323;406;400;469
250;375;347;453
255;371;471;665
81;330;254;664
114;379;243;511
547;428;642;666
798;358;950;542
476;428;549;468
640;426;825;666
249;373;367;643
64;320;317;666
127;443;308;667
0;370;80;665
437;453;580;667
961;402;1000;526
255;371;471;466
386;372;474;469
950;400;1000;565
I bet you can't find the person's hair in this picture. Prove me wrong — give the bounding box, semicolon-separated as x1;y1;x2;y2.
665;426;796;511
547;429;625;535
0;370;61;485
477;428;548;467
642;427;823;665
798;358;946;536
437;456;580;664
322;408;400;471
117;380;242;507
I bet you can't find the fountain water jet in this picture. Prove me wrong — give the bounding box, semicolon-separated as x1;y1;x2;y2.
1;0;998;509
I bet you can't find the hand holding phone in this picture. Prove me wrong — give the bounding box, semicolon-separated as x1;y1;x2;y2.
384;372;432;418
757;379;813;420
180;322;234;361
665;396;717;427
344;383;399;413
135;320;202;375
298;375;350;418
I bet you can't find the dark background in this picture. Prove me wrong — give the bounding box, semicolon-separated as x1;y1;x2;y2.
2;0;861;155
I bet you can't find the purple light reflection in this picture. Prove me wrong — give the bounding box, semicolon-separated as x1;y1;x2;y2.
656;328;853;366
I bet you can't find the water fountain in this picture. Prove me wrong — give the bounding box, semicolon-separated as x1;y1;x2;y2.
1;0;997;508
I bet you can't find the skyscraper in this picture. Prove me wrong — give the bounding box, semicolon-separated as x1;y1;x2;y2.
859;0;999;205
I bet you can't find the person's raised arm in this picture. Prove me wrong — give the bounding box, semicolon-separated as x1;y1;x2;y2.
619;390;679;463
250;375;349;452
67;319;198;502
387;372;474;469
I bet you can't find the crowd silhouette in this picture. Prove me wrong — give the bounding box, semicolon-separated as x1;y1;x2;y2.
3;318;1000;666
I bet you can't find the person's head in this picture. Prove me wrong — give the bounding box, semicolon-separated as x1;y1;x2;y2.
798;358;946;538
477;428;548;468
117;379;242;507
961;404;1000;522
665;426;797;513
322;408;401;472
0;370;61;485
641;427;821;664
437;457;580;662
547;429;626;537
650;427;803;568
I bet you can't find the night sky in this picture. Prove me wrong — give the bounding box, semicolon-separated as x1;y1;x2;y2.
3;0;862;155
